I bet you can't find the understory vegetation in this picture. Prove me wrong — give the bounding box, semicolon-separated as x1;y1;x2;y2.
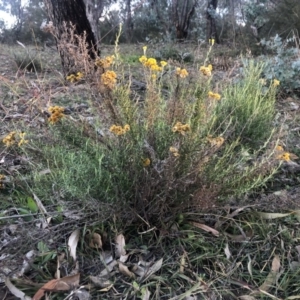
1;30;300;299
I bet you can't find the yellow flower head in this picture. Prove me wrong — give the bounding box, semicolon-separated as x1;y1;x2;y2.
200;66;212;76
169;146;180;157
2;131;16;147
150;64;162;72
48;106;65;124
208;91;221;100
139;55;147;64
172;122;191;135
273;79;280;87
277;152;290;161
18;132;28;147
142;158;151;167
123;124;130;132
143;46;147;55
176;68;189;78
101;70;117;89
160;61;167;67
95;56;115;69
109;124;130;136
207;135;225;148
66;74;76;83
75;72;84;80
144;57;157;68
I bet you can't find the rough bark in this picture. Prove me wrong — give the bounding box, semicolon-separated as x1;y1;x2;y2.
83;0;106;44
172;0;196;41
206;0;219;43
125;0;133;43
43;0;99;74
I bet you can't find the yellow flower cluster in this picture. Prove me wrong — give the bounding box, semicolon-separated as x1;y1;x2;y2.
207;135;225;148
176;68;189;78
172;122;191;135
0;174;5;189
200;64;213;76
2;131;16;147
95;55;115;69
139;56;167;72
277;152;290;161
142;158;151;167
275;145;299;161
208;91;221;100
209;38;215;45
101;70;117;89
66;72;84;83
273;79;280;87
2;131;28;147
169;146;180;157
109;124;130;136
48;106;65;124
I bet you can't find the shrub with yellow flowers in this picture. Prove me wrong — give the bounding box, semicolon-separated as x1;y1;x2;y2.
34;45;280;229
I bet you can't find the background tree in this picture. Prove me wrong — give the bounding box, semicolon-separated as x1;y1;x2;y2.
43;0;99;74
206;0;219;43
172;0;197;40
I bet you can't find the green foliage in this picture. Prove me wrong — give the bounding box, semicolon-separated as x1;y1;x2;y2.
214;60;276;146
260;35;300;93
30;51;279;227
12;50;42;72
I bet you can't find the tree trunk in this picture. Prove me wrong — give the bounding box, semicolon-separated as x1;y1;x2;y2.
206;0;219;43
172;0;196;41
43;0;99;75
125;0;133;43
83;0;106;44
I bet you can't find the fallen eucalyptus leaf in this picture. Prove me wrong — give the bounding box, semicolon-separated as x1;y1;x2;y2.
90;276;113;288
68;229;80;261
115;234;126;258
118;262;135;278
5;277;32;300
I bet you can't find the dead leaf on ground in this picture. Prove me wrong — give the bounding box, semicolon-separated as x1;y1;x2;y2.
5;277;32;300
33;273;80;300
115;234;126;257
99;260;118;277
118;262;135;278
239;296;257;300
142;258;163;280
89;232;102;249
251;255;280;297
89;276;113;288
190;222;219;237
19;250;37;277
33;193;48;214
68;229;80;261
141;286;151;300
224;243;231;260
258;212;291;219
